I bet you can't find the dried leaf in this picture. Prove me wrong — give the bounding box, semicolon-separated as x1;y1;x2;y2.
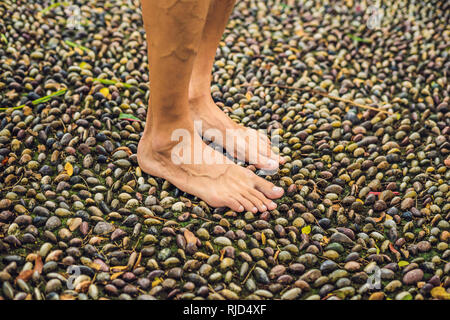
112;146;132;156
261;232;266;245
75;280;91;293
389;243;401;261
205;241;214;253
373;212;385;223
16;270;33;282
321;236;330;246
110;266;128;272
1;33;7;44
374;243;380;255
134;252;142;269
430;287;450;300
152;277;163;288
110;272;124;280
274;250;280;261
64;162;73;176
118;113;141;122
398;260;409;267
99;87;110;98
33;255;43;275
184;229;198;245
89;262;102;271
32;89;67;105
65;40;92;53
347;33;372;43
400;248;409;259
301;225;311;235
79;62;91;70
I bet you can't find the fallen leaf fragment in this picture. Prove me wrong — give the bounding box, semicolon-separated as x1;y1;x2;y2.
64;162;73;176
184;229;198;245
431;287;450;300
301;225;311;235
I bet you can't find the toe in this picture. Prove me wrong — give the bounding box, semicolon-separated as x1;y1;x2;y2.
253;176;284;199
246;192;267;212
235;195;258;213
267;200;277;210
254;155;279;171
227;198;244;213
249;188;273;211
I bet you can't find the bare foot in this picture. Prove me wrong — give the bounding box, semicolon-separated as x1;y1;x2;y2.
188;94;285;170
137;122;284;213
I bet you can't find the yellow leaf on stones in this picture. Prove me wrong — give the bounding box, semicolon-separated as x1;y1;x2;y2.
184;229;198;245
79;62;91;69
430;287;450;300
374;243;380;255
89;262;102;271
274;250;280;261
64;162;73;176
386;214;393;220
398;261;409;267
111;266;128;272
110;272;124;280
99;87;109;98
152;277;163;288
134;252;142;269
321;236;329;246
245;92;253;100
261;232;266;245
301;225;311;235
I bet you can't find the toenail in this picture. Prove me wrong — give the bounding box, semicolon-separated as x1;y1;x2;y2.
270;201;276;208
252;207;258;213
272;186;283;192
238;206;244;212
261;205;267;211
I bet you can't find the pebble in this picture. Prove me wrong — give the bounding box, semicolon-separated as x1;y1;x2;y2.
403;269;424;285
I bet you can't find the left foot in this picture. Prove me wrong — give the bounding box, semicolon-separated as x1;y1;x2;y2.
188;94;284;170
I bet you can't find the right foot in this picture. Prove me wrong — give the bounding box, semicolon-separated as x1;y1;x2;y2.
137;123;284;213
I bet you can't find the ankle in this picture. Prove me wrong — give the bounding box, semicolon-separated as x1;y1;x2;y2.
144;119;194;155
188;83;211;103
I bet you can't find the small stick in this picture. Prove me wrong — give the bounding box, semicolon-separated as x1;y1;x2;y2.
241;264;256;285
240;83;395;115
